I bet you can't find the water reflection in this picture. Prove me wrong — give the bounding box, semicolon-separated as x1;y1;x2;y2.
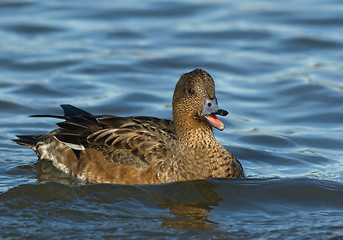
30;160;222;229
155;181;221;229
31;160;82;185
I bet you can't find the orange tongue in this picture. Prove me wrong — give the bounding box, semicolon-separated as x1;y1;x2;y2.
205;114;225;130
207;115;221;126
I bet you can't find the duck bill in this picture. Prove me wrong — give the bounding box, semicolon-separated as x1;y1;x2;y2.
201;98;228;131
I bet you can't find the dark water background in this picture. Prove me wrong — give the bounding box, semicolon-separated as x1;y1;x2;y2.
1;0;343;239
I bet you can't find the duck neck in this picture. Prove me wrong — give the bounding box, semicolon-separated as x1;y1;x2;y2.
176;120;222;155
176;125;218;148
172;106;223;149
168;123;232;181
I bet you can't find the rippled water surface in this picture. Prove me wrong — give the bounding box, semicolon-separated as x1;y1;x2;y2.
1;0;343;239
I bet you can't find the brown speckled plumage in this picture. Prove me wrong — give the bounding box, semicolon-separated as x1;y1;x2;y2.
14;69;244;184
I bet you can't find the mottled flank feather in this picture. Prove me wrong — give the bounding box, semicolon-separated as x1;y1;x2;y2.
13;69;244;184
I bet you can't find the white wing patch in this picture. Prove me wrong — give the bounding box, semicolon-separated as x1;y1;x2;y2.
64;142;85;151
53;136;85;151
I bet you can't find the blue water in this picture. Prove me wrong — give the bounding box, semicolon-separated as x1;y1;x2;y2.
1;0;343;239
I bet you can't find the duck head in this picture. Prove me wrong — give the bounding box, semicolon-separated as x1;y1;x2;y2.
172;69;228;133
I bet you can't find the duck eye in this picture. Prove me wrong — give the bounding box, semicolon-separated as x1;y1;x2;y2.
187;88;195;94
208;103;212;107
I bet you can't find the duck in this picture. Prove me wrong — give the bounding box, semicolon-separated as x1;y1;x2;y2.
13;69;244;184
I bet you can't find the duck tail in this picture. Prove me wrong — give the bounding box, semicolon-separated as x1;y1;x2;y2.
13;105;93;150
12;135;41;149
29;104;93;120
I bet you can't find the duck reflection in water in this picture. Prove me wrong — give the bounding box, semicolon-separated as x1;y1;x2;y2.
30;161;221;229
156;180;221;229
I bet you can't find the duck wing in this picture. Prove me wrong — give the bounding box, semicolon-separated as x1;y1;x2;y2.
53;105;176;168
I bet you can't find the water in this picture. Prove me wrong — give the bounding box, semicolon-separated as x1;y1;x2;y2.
1;0;343;239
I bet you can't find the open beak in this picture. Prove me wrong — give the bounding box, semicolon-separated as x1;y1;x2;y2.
201;98;228;131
